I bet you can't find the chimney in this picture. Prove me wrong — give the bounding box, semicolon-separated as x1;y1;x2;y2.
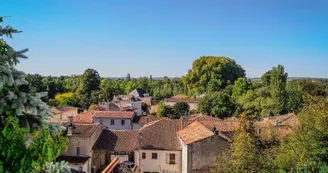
67;126;72;136
68;116;73;123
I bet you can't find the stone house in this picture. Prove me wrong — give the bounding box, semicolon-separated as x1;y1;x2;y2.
257;113;299;136
93;129;139;170
57;123;103;173
112;95;143;116
51;106;80;122
164;95;199;111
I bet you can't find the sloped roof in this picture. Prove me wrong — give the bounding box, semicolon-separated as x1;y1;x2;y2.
133;116;168;124
187;114;222;121
258;113;298;128
73;110;96;123
177;122;214;145
138;119;183;150
93;111;135;119
94;129;139;152
70;123;100;137
164;95;199;103
129;88;148;98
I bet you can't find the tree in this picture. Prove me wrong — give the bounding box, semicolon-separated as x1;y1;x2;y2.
25;74;45;93
275;97;328;172
197;90;234;118
261;65;288;115
213;114;262;173
156;100;166;117
172;102;190;118
182;56;245;95
76;69;101;109
0;17;69;172
232;77;249;99
79;68;100;94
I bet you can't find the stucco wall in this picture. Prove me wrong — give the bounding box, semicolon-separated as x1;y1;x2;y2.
189;136;229;172
138;149;181;173
164;102;197;111
179;138;188;173
52;109;79;122
132;123;143;130
94;118;132;130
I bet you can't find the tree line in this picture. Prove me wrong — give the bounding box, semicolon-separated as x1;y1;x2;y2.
24;56;328;121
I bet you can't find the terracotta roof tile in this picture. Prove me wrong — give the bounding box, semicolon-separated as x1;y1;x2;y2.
93;111;135;119
71;123;100;137
73;110;96;123
177;122;214;145
187;114;223;121
139;119;182;150
94;130;139;152
133;116;168;124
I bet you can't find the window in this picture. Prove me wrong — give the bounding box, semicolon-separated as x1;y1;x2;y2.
142;153;146;159
99;119;103;125
111;119;114;125
76;147;80;155
121;119;125;125
152;153;157;159
169;153;175;164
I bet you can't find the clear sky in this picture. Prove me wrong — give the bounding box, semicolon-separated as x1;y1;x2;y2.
1;0;328;78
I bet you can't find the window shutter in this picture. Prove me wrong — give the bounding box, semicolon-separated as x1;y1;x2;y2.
175;153;178;164
166;153;169;164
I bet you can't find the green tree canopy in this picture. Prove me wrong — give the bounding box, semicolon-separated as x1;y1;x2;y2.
172;102;190;118
183;56;245;95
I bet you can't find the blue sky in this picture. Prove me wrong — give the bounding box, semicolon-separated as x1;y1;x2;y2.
1;0;328;78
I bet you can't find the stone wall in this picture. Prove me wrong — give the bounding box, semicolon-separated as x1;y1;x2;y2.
189;136;229;172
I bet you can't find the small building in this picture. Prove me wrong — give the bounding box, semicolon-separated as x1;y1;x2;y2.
58;123;103;173
129;88;150;98
51;106;80;122
177;122;230;173
132;115;167;129
257;113;299;136
93;129;139;170
164;95;199;111
112;95;143;116
93;111;136;130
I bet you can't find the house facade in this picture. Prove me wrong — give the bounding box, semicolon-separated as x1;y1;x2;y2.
58;123;103;173
51;106;80;122
164;95;198;111
92;111;135;130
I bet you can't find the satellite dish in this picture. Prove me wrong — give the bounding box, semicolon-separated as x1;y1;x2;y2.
78;166;83;172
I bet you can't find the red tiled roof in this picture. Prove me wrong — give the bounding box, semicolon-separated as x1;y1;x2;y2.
94;130;139;152
139;119;182;150
187;114;223;121
93;111;135;119
71;123;100;137
133;116;168;124
73;110;96;123
177;122;214;145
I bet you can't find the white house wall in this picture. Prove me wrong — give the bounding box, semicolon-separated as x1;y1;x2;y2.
93;118;132;130
138;149;181;173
